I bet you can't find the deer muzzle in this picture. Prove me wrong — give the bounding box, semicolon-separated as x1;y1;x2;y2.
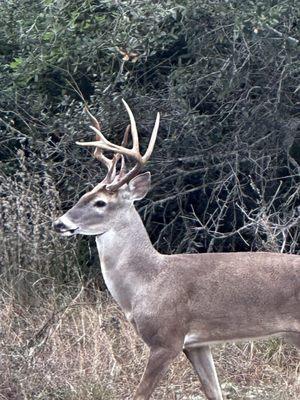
53;216;79;236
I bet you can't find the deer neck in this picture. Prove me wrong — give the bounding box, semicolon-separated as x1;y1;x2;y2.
95;206;161;315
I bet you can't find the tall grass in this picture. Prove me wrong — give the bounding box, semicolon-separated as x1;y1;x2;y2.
0;150;81;304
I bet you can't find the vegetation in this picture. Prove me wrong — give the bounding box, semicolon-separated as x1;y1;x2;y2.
1;291;299;399
0;0;299;398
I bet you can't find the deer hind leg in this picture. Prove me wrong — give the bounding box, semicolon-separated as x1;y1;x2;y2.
183;345;223;400
133;346;179;400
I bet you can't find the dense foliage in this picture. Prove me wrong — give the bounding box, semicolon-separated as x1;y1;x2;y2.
1;0;300;292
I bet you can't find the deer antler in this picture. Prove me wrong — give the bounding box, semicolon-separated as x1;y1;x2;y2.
77;99;160;191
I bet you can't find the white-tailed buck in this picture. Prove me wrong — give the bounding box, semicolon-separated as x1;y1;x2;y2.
53;100;300;400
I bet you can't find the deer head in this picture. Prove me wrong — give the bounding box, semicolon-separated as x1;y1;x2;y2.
53;100;160;236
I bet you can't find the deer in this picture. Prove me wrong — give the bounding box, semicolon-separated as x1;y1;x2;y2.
53;99;300;400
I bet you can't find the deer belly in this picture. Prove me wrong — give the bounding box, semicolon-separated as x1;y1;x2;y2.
183;331;284;349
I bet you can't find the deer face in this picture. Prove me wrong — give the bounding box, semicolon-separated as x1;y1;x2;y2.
53;172;151;236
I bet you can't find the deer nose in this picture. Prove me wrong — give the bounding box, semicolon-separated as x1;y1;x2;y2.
53;219;67;233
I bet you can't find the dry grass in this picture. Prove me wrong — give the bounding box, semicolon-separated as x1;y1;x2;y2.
0;289;299;400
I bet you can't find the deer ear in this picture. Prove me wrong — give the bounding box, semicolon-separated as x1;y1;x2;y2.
127;172;151;201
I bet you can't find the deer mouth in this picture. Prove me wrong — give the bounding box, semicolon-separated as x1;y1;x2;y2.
60;228;79;236
53;219;79;236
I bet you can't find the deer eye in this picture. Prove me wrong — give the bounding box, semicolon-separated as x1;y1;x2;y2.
94;200;107;208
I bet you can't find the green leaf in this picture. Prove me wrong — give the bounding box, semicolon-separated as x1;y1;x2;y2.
9;57;23;70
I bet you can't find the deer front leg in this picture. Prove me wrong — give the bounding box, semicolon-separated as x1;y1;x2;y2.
133;346;179;400
183;346;223;400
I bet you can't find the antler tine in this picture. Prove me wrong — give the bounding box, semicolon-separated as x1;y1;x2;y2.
122;124;131;147
118;124;130;178
142;112;160;163
84;106;101;131
122;99;139;151
85;107;119;150
84;106;117;182
103;153;120;183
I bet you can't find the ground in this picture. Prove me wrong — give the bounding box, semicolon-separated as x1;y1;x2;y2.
1;291;299;400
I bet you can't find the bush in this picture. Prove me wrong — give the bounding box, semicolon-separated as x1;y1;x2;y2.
0;0;299;293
